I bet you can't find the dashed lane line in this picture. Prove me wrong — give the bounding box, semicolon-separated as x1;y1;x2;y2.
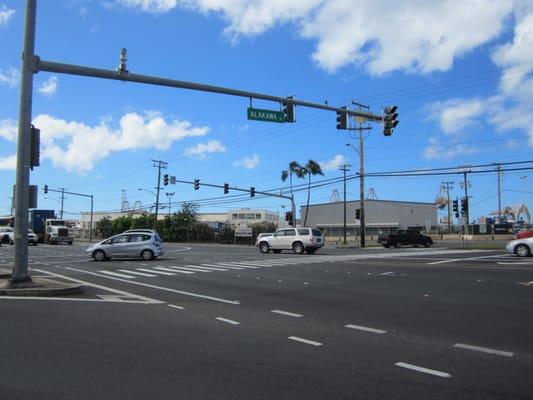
216;317;240;325
136;268;175;276
167;304;185;310
395;362;452;379
271;309;303;318
453;343;514;357
288;336;323;347
345;324;387;334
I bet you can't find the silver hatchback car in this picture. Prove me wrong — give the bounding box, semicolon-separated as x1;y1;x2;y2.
86;232;164;261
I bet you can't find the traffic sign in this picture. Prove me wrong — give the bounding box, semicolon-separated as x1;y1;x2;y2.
247;107;285;123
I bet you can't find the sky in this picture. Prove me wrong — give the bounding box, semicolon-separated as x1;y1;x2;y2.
0;0;532;223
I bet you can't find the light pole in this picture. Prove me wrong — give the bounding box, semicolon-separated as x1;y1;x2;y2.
520;176;527;206
165;192;175;217
346;142;365;246
339;164;351;245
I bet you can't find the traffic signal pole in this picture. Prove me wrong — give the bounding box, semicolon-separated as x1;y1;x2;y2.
11;0;36;284
152;159;167;230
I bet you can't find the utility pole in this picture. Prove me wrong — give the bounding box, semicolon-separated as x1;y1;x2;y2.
350;101;372;248
165;192;175;217
339;164;351;245
496;164;502;223
59;187;67;219
460;169;471;233
441;181;454;233
152;159;167;230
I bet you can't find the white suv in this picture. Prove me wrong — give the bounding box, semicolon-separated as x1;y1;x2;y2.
257;227;324;255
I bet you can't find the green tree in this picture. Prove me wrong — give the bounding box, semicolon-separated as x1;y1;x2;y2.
281;161;301;195
111;215;132;235
95;217;112;239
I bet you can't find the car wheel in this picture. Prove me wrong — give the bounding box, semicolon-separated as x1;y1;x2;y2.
292;241;304;255
68;241;73;245
515;244;531;257
93;250;106;262
273;249;282;254
259;242;270;254
141;249;154;261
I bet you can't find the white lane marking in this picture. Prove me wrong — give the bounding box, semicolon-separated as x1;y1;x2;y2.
453;343;514;357
185;264;228;271
0;296;149;303
136;268;175;276
271;309;303;318
163;266;195;274
378;271;395;276
165;247;192;253
98;270;136;279
201;263;244;270
497;262;533;265
288;336;322;346
32;268;162;304
427;254;507;265
118;269;157;277
345;324;387;334
213;262;259;269
395;362;452;378
167;304;185;310
216;317;240;325
65;267;240;305
140;263;149;266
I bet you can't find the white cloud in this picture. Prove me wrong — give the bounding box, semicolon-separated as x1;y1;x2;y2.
115;0;515;75
427;99;485;135
0;154;16;170
422;137;479;160
183;140;226;159
0;67;19;88
0;5;15;27
115;0;177;13
38;76;58;97
26;112;209;173
0;119;17;141
233;153;260;169
320;154;346;172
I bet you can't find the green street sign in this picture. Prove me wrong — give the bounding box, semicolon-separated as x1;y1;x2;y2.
247;107;285;123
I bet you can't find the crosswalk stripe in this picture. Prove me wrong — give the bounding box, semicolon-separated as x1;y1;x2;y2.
99;270;136;279
154;266;186;273
118;269;157;277
184;264;228;271
214;262;261;269
166;266;211;273
136;268;175;276
161;266;195;274
201;263;245;270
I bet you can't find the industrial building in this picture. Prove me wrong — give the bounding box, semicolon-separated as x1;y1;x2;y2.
301;199;437;238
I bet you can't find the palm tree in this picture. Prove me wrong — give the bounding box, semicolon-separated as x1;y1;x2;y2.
281;161;302;195
300;160;324;226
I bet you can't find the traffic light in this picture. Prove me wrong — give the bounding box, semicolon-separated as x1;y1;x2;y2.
30;125;40;169
282;98;295;122
461;198;468;214
44;184;48;194
336;106;348;130
250;187;256;197
193;178;200;190
355;208;361;220
452;199;458;213
223;183;229;194
285;211;293;225
383;105;399;136
163;174;169;186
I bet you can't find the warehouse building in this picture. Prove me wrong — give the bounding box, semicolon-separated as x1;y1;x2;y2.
301;199;437;237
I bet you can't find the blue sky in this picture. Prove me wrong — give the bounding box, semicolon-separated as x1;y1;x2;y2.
0;0;532;222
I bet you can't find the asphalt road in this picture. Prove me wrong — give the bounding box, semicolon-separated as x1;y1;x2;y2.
1;242;532;399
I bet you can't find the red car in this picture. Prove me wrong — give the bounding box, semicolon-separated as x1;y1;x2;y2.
516;229;533;239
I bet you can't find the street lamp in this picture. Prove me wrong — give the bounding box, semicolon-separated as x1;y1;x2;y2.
138;188;159;228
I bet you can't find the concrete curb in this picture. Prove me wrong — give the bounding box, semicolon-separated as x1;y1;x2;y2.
0;277;82;297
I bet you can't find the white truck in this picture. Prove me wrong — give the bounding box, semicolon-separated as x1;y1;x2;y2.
45;219;73;245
